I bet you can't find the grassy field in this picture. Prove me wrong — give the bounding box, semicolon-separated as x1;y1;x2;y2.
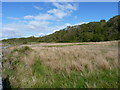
2;41;119;88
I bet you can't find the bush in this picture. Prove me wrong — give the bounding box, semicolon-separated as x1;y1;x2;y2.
23;41;28;44
12;46;32;54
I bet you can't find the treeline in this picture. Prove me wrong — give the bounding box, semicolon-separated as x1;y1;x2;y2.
2;15;120;44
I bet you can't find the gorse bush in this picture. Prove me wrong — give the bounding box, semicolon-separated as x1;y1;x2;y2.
21;46;32;51
11;46;32;54
23;41;28;44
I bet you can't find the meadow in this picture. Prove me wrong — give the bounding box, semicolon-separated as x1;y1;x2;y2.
2;41;119;88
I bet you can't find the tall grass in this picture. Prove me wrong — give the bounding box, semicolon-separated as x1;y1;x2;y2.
2;41;118;88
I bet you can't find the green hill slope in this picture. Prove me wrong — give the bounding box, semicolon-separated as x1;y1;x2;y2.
39;15;120;42
2;15;120;44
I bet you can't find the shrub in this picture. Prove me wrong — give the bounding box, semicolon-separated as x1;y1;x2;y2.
23;41;28;44
19;46;32;52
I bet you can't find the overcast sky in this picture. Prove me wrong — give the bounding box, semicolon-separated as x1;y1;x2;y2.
1;2;118;39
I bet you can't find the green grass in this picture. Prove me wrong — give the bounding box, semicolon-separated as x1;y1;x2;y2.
32;60;49;76
31;65;118;88
27;58;119;88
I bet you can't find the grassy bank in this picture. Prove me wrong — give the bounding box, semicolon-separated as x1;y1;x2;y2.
2;41;118;88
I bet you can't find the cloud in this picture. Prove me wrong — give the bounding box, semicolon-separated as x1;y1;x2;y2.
24;14;55;20
2;30;22;39
24;15;34;19
47;2;78;19
48;9;67;19
33;5;43;10
28;20;50;31
2;20;51;39
47;0;78;2
53;2;77;10
2;21;88;39
24;3;78;20
37;33;45;36
2;24;23;39
34;14;54;20
7;17;20;20
74;16;77;19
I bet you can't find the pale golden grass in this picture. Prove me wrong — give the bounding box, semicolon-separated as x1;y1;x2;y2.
20;40;118;48
12;41;117;73
9;41;118;73
2;41;118;88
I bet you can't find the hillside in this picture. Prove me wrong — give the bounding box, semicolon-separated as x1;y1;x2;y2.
39;15;120;42
2;15;120;44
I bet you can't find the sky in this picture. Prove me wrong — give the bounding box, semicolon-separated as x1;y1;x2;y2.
1;2;118;39
2;0;120;2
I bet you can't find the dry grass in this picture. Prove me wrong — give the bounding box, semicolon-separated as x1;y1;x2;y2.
11;41;118;72
3;41;118;88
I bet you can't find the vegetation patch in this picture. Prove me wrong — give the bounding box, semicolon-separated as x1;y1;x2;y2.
43;44;92;47
32;60;49;76
2;43;118;88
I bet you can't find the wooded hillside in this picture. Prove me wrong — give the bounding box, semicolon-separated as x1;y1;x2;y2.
2;15;120;44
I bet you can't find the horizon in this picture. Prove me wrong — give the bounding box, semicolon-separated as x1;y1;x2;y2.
1;2;118;40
